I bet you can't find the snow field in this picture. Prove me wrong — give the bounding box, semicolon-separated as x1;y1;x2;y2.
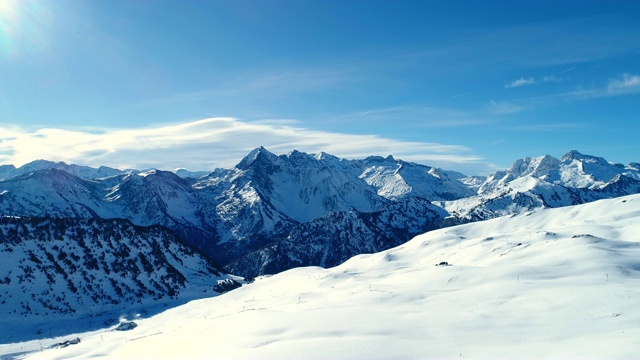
6;194;640;359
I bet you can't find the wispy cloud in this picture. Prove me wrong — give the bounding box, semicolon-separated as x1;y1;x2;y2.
324;105;493;129
489;100;525;114
542;75;563;83
549;73;640;100
505;77;535;88
507;73;568;88
493;73;640;113
503;123;586;132
0;118;491;173
450;92;472;98
607;73;640;93
506;66;576;89
136;66;357;109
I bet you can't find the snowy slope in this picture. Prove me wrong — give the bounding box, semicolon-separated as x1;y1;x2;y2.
6;194;640;359
104;170;216;236
0;169;120;219
0;217;238;344
355;155;475;201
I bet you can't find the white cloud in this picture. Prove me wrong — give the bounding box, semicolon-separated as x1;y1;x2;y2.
607;73;640;93
490;72;640;113
505;77;536;88
0;118;491;174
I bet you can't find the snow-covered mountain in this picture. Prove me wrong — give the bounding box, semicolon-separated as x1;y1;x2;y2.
0;169;118;218
0;169;220;258
191;147;471;269
0;148;638;278
0;160;124;181
103;169;219;252
479;150;638;193
0;216;239;343
5;194;639;359
354;154;475;201
214;147;390;224
442;150;640;222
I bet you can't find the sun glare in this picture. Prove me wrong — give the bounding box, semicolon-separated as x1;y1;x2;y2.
0;0;14;13
0;0;20;56
0;0;54;59
0;0;18;23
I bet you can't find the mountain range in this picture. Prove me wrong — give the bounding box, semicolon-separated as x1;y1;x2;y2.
0;147;639;345
1;148;638;277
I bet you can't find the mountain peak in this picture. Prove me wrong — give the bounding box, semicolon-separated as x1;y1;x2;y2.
560;150;604;163
314;151;339;162
236;146;278;170
562;150;583;160
364;155;397;164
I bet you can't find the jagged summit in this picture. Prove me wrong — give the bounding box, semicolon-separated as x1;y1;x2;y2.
559;150;632;187
235;146;280;170
561;149;598;162
444;150;640;223
363;154;396;163
479;150;639;194
314;151;339;162
508;155;560;179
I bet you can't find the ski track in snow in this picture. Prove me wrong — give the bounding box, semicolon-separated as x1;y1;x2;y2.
2;194;640;359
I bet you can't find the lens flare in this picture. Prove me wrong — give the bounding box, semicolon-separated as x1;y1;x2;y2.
0;0;19;56
0;0;51;59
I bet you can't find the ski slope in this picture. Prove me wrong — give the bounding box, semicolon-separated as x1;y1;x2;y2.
4;194;640;359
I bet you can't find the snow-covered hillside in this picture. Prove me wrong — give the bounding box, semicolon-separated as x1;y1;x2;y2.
0;217;239;344
5;194;640;359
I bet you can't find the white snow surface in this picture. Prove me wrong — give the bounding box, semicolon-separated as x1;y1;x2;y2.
4;194;640;359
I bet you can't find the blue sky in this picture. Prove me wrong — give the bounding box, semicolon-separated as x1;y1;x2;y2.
0;0;639;174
